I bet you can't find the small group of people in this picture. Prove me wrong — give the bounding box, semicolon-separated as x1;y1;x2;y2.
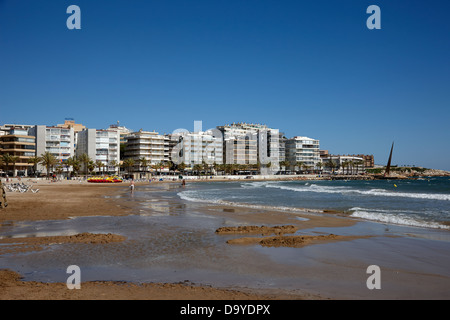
0;180;8;209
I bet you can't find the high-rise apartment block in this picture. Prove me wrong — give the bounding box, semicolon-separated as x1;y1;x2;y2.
285;136;320;169
76;128;120;173
0;126;36;176
124;130;166;166
30;125;75;172
168;129;223;168
217;122;284;167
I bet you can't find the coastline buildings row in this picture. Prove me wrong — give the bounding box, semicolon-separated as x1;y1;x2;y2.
0;119;374;176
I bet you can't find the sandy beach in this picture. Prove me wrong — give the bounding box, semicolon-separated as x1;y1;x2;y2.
1;178;449;300
0;179;321;300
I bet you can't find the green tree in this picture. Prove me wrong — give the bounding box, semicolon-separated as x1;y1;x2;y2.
316;161;323;174
193;164;202;175
109;160;119;175
326;159;337;174
1;153;13;176
40;152;58;178
88;160;96;175
178;162;186;174
341;160;348;175
66;156;80;177
355;160;363;175
280;160;290;172
78;153;92;178
28;155;42;177
123;158;135;175
95;160;104;175
10;155;20;176
139;157;148;175
349;160;355;175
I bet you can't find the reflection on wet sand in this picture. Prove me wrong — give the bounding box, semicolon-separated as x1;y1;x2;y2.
1;182;449;299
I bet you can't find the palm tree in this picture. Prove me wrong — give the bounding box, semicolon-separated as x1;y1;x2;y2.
87;160;96;175
295;161;304;173
95;160;104;175
178;162;186;175
123;158;135;176
193;164;202;175
301;163;309;174
28;155;42;177
326;159;337;174
40;152;58;178
78;153;92;178
348;160;355;175
316;161;323;174
66;156;80;178
139;157;148;176
202;161;210;175
157;161;167;175
10;155;20;176
63;156;73;177
280;160;290;173
55;163;64;177
354;160;363;175
341;160;348;175
168;160;178;175
109;160;119;175
1;153;13;176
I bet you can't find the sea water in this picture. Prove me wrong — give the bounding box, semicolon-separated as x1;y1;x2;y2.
1;178;449;298
178;177;450;230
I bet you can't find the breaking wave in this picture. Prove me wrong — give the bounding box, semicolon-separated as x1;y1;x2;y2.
177;190;319;215
349;207;450;230
264;182;450;201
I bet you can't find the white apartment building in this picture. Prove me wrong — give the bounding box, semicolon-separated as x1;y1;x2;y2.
124;130;166;168
169;129;223;168
108;122;132;145
217;123;282;168
30;125;75;173
320;155;365;174
217;123;259;165
285;136;320;170
76;128;120;173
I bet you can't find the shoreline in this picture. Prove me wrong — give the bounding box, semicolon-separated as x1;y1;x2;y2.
0;180;335;300
1;179;449;300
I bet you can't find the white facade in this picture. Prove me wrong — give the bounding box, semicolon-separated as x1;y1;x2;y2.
124;130;166;166
285;136;320;169
109;122;132;145
30;125;75;172
76;128;120;173
169;130;223;168
217;123;282;169
321;155;365;174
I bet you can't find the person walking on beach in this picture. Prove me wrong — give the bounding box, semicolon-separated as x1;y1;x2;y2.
130;179;135;192
0;180;7;209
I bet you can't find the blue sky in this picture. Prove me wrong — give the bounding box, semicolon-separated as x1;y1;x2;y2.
1;0;449;170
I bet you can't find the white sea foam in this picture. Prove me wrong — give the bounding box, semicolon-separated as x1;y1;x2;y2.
178;182;450;230
265;182;450;201
349;207;450;230
177;190;318;216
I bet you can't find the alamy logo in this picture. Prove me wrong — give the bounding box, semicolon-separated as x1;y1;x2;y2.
169;121;281;170
66;265;81;289
367;5;381;30
366;265;381;289
67;5;81;30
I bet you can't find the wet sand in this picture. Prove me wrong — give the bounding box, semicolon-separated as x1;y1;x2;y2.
0;180;320;299
1;179;449;300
